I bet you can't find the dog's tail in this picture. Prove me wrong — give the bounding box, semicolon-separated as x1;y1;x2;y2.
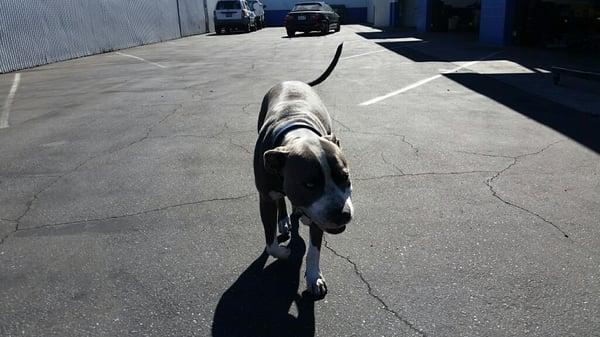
307;43;343;87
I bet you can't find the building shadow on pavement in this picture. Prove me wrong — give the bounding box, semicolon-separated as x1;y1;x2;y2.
212;217;315;337
444;72;600;154
356;30;600;154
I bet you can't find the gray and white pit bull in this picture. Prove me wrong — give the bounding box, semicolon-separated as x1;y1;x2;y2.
253;44;353;297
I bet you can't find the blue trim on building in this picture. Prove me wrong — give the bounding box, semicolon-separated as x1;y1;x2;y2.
479;0;512;45
389;2;399;27
416;0;430;32
264;7;366;27
265;10;288;27
344;7;367;24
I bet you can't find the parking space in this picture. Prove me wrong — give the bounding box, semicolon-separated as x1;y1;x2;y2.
1;26;599;336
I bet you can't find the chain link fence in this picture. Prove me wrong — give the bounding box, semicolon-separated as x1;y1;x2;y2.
0;0;208;73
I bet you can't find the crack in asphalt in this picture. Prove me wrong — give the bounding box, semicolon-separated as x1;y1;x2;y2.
355;170;495;181
229;137;253;154
381;152;405;175
124;104;182;148
241;103;255;116
0;105;184;245
331;116;353;132
324;240;427;337
13;193;254;234
342;130;420;156
0;219;18;244
0;173;64;179
455;150;514;159
484;140;570;238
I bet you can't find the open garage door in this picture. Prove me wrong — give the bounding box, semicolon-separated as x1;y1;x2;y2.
429;0;480;33
512;0;600;50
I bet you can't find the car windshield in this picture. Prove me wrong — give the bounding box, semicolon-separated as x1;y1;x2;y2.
216;1;241;10
292;3;322;11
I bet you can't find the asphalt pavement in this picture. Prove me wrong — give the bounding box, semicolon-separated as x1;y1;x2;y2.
1;25;599;337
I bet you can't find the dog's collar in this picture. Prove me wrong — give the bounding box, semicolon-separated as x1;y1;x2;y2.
271;122;323;148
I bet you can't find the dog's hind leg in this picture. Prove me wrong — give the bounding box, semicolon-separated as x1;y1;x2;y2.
306;224;327;298
276;198;291;237
260;195;291;259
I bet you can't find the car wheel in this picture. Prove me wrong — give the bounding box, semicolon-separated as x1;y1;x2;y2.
215;26;221;34
335;22;340;32
321;21;329;35
286;29;295;37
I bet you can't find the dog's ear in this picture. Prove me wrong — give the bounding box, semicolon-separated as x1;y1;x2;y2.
323;134;341;148
264;147;289;174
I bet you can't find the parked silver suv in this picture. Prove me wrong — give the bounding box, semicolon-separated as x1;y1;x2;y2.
214;0;257;34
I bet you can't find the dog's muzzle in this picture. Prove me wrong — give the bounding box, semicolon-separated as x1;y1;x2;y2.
324;225;346;234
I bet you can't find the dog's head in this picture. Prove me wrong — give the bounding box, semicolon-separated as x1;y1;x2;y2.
264;134;353;234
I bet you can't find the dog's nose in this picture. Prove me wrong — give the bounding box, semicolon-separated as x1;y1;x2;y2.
337;206;352;225
339;210;351;225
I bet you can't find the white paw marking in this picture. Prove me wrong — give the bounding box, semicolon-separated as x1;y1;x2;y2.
278;216;290;235
266;243;291;259
306;273;327;297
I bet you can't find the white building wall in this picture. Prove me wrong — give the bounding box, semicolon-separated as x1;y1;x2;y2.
367;0;391;27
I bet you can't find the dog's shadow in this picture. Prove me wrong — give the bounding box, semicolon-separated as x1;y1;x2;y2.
212;216;315;337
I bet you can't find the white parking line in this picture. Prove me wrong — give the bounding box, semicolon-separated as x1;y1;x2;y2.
341;50;385;60
1;73;21;129
115;51;167;69
359;51;502;106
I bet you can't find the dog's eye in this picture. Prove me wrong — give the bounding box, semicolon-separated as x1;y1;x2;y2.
303;182;315;189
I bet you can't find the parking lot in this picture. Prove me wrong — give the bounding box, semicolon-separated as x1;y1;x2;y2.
1;25;599;336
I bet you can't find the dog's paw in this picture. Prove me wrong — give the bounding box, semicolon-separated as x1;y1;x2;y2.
278;216;291;236
266;244;291;260
306;273;327;298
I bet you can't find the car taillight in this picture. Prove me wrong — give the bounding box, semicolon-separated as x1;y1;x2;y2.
284;14;293;22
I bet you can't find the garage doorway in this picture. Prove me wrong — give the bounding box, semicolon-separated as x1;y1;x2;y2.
429;0;481;34
512;0;600;50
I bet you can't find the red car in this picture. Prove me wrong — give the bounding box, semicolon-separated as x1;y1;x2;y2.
284;2;341;37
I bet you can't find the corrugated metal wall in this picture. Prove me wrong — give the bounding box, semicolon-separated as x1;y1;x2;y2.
179;0;210;36
0;0;208;74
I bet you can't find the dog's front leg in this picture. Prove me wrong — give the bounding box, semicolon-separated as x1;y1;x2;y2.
260;195;291;259
276;198;290;237
306;224;327;297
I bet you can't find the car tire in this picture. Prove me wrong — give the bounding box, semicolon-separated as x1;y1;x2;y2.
334;22;340;32
321;21;329;35
286;29;295;37
215;26;222;34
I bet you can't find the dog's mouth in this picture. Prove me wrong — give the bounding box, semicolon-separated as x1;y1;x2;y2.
299;211;347;235
323;225;346;234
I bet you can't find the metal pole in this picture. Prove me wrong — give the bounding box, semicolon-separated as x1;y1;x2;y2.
203;0;210;33
176;0;183;37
